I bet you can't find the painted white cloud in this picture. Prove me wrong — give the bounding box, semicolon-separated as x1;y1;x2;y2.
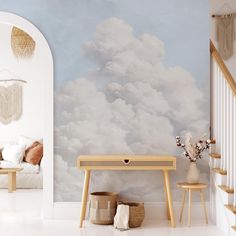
54;18;209;201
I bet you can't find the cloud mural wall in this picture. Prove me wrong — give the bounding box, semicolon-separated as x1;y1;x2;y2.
0;0;209;202
54;18;209;201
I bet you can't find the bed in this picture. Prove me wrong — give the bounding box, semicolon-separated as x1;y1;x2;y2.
0;137;44;189
0;159;43;189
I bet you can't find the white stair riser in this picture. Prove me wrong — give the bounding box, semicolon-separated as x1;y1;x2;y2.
212;158;221;169
225;207;236;228
217;187;234;205
213;172;227;186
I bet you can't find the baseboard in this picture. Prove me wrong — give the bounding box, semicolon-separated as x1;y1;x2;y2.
52;201;209;221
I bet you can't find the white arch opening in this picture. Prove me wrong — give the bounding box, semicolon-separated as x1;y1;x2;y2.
0;12;54;218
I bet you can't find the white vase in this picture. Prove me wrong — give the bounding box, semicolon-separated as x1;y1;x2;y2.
186;162;200;184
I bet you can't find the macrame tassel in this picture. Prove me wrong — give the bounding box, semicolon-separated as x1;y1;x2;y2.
11;26;36;59
0;83;23;124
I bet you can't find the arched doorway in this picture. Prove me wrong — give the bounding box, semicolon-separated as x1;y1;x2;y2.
0;12;53;218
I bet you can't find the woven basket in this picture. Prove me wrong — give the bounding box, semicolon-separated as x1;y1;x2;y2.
89;192;118;225
118;202;145;228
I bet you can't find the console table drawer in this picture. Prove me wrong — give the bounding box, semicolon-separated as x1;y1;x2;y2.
77;155;176;170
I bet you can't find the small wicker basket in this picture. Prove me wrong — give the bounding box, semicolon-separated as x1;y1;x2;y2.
118;202;145;228
89;192;118;225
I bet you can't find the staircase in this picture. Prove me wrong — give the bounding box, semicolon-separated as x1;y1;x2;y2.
210;41;236;236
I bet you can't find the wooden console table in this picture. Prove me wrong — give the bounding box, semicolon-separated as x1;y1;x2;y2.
0;168;23;193
77;155;176;228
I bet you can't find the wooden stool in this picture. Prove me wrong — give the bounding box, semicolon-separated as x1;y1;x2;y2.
177;182;208;226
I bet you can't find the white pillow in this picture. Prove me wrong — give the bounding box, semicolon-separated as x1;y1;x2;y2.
18;135;41;149
2;144;26;165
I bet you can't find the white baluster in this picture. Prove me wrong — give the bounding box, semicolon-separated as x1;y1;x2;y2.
219;69;223;169
219;67;224;170
211;60;217;168
233;94;236;207
216;64;220;168
214;61;218;167
217;65;221;154
229;90;234;189
210;60;215;168
226;83;230;187
224;77;227;172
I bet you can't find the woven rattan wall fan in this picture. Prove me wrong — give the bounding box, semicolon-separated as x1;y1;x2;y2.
11;26;36;59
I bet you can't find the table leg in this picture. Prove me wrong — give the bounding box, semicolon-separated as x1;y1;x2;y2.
79;170;91;228
12;172;16;191
200;190;208;224
163;174;170;220
163;170;176;227
180;189;186;223
188;189;192;227
8;172;15;193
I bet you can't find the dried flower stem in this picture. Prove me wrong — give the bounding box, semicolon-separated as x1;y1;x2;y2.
176;134;211;162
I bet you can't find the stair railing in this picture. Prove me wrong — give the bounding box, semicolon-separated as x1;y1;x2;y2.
210;40;236;206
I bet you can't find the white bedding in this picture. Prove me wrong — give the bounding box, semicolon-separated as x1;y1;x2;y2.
0;160;40;174
0;172;43;189
0;161;42;189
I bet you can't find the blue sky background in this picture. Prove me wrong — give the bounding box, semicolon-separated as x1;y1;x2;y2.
0;0;209;88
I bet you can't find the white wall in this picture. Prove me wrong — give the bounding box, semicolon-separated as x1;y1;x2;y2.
210;0;236;80
0;23;47;143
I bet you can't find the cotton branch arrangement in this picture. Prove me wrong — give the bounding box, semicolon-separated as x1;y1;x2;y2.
176;134;211;162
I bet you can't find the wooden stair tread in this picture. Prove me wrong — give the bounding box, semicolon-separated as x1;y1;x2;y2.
209;153;221;159
218;185;234;194
212;168;227;175
232;226;236;231
225;204;236;214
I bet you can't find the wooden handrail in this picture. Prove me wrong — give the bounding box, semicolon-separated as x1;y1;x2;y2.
210;40;236;96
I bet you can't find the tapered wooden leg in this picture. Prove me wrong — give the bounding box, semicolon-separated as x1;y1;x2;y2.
8;173;15;193
12;172;16;191
163;173;170;220
79;170;91;228
163;170;176;227
180;189;186;223
188;189;192;227
200;190;208;224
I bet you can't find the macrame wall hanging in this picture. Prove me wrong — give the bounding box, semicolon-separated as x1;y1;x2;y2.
212;3;236;60
11;26;36;59
0;70;26;125
216;14;235;60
